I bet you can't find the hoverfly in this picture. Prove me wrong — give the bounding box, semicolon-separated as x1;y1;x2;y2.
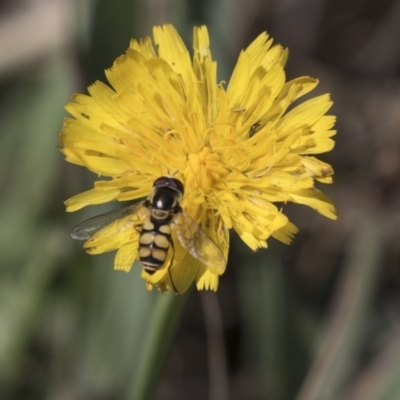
71;176;226;292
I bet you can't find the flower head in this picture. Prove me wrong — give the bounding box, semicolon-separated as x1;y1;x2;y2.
60;24;337;293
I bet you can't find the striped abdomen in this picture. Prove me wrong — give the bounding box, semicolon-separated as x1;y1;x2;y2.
139;219;172;274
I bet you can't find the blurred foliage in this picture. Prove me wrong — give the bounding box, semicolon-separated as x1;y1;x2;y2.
1;0;400;400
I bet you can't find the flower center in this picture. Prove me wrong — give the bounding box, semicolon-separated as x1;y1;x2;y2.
184;147;228;193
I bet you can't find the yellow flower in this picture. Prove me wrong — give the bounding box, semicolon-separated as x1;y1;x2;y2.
60;24;337;293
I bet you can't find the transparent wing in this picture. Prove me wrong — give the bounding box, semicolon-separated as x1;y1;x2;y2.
71;202;145;241
174;211;226;274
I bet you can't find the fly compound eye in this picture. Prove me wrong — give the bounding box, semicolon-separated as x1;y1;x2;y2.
153;176;184;195
153;176;169;188
169;178;184;195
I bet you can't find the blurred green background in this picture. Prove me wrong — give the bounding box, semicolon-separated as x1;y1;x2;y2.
1;0;400;399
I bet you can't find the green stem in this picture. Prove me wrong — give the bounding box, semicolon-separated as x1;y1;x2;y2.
296;213;385;400
128;290;191;400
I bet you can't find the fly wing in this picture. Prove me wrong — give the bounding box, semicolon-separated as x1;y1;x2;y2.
174;211;226;274
71;202;146;240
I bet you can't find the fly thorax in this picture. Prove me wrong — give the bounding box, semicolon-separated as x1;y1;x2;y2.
150;187;180;212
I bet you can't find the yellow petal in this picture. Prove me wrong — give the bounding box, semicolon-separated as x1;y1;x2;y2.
114;242;138;272
289;188;338;219
196;266;219;291
65;189;120;211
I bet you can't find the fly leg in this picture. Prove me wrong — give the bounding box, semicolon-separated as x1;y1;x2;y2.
167;239;179;294
134;224;142;233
